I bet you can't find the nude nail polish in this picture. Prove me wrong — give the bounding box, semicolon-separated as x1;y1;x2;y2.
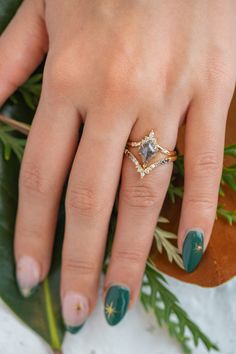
62;291;89;334
16;256;40;298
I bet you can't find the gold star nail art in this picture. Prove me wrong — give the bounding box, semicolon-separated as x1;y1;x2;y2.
195;243;203;253
105;301;117;319
75;303;83;312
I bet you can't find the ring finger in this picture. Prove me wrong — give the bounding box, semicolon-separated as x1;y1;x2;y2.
103;104;181;326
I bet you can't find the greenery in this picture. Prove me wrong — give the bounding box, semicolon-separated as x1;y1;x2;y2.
154;217;184;269
171;151;236;222
141;262;219;354
10;74;42;110
1;71;228;354
0;2;235;354
0;123;26;161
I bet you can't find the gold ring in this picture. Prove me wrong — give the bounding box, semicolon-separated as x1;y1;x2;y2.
124;130;177;178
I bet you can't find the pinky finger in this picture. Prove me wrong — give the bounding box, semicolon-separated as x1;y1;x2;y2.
178;86;234;272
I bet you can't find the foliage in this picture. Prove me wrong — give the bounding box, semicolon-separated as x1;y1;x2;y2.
1;76;235;353
217;204;236;225
0;141;65;353
10;74;43;110
154;217;184;269
0;2;234;353
0;0;22;33
171;150;236;221
0;123;26;161
140;262;219;354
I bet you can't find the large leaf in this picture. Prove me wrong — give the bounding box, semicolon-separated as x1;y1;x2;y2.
0;0;22;33
0;140;65;352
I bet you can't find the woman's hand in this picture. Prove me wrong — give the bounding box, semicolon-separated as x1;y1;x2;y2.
1;0;236;330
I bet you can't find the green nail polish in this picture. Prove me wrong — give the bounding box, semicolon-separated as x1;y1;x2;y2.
104;285;130;326
18;284;39;298
66;324;84;334
182;230;204;272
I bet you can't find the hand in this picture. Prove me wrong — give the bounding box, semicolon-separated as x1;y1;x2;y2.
1;0;236;331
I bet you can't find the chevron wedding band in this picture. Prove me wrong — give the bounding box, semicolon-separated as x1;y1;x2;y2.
124;130;177;178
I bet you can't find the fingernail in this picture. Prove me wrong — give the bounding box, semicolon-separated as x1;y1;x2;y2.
62;291;89;334
182;229;204;272
104;284;130;326
16;256;40;298
65;324;84;334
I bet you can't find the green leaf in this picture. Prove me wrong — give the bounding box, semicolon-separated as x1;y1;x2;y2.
0;0;22;33
0;123;26;161
0;141;65;351
10;73;43;111
140;263;219;354
217;205;236;225
224;144;236;157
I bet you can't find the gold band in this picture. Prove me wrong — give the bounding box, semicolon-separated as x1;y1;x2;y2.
124;130;177;178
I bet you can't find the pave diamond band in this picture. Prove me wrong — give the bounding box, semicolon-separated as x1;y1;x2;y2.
124;130;177;178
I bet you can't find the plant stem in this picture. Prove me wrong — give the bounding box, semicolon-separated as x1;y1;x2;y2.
43;279;61;351
0;115;30;135
53;351;63;354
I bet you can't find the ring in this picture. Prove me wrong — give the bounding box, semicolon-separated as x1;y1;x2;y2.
124;130;177;178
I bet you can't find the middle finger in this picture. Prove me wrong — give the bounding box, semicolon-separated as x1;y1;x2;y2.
61;104;134;332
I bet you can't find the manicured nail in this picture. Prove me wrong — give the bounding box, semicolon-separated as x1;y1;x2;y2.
104;284;130;326
182;229;204;272
65;324;84;334
62;291;89;334
16;256;40;298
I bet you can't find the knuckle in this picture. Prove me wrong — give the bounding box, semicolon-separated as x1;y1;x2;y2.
205;57;236;96
44;51;80;91
194;151;222;175
122;182;162;209
186;194;216;212
113;248;145;265
66;186;104;217
102;59;140;100
16;224;43;242
63;257;97;276
19;163;52;196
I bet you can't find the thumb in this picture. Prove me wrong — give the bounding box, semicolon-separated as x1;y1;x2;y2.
0;0;48;106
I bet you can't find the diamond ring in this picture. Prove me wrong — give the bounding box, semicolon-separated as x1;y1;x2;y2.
124;130;177;178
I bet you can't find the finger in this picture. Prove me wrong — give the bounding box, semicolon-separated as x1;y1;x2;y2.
178;86;234;273
0;0;48;105
103;114;179;326
14;87;81;297
61;106;134;333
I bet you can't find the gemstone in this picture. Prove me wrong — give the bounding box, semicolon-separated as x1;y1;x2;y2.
139;140;157;163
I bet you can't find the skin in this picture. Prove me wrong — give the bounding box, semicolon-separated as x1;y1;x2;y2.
0;0;236;327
